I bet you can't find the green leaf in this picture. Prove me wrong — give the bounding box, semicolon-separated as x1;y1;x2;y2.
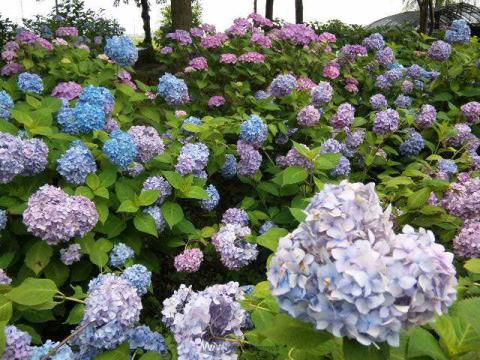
96;201;109;224
134;213;158;237
86;173;101;190
162;171;184;189
0;119;18;135
0;321;6;355
464;258;480;273
181;186;209;200
25;241;53;275
94;187;109;199
282;167;308;186
289;208;307;223
407;327;449;360
96;342;130;360
343;338;390;360
6;278;58;306
0;297;12;322
117;200;139;213
65;304;85;325
315;153;341;170
115;182;136;202
99;168;117;187
89;239;113;268
138;190;160;206
407;187;431;209
256;228;289;252
140;353;163;360
161;201;184;229
44;260;69;287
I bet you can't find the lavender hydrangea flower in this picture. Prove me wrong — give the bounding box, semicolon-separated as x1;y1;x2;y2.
415;104;437;128
0;90;14;120
461;102;480;124
51;81;82;101
428;40;452;61
240;115;268;147
297;105;320;127
395;95;413;109
222;208;249;226
270;74;297;97
122;264;152;296
18;72;43;93
208;95;226;108
188;56;208;71
200;184;220;210
57;141;96;185
362;33;385;51
23;185;98;245
369;94;388;110
212;224;258;270
60;244;83;265
331;103;355;129
446;123;471;147
166;30;192;45
142;176;172;205
174;248;204;273
442;175;480;220
104;118;120;133
2;63;25;76
311;82;333;108
237;140;262;177
158;73;189;106
19;138;48;176
103;130;138;169
3;326;32;360
331;156;351;177
374;109;400;135
0;132;24;183
175;142;209;176
445;19;471;44
376;47;395;65
278;23;317;45
454;220;480;259
110;243;135;267
126;326;167;354
105;36;138;67
143;206;166;233
0;268;11;284
277;146;314;171
127;125;165;162
399;130;425;156
221;154;237;178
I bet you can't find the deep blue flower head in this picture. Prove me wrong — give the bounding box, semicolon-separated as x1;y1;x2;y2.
221;154;237;178
438;159;458;175
0;90;14;120
445;19;471;44
240;114;268;147
182;116;202;134
103;130;138;169
57;141;97;185
157;73;189;106
105;36;138;67
18;72;44;94
126;326;167;354
0;209;7;230
79;86;115;115
270;74;297;97
200;184;220;210
400;130;425;156
122;264;152;296
110;243;135;267
74;102;106;133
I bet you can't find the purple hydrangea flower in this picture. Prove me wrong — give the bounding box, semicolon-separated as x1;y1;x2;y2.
395;95;413;109
166;30;192;45
238;52;265;63
110;243;135;267
127;126;165;163
30;339;74;360
0;268;11;284
428;40;452;61
445;19;470;44
362;33;385;51
297;105;320;127
222;208;249;226
237;140;262;177
331;103;355;129
311;82;333;108
461;102;480;124
438;159;458;176
188;56;208;71
212;224;258;270
442;176;480;219
208;95;225;108
220;53;237;64
175;142;209;176
399;130;425;156
3;326;32;359
200;184;220;210
60;243;83;265
374;109;400;135
19;138;48;176
446;123;471;147
415;104;437;128
376;47;395;65
370;94;388;110
143;206;166;233
454;220;480;258
174;248;204;273
142;176;172;205
277;146;314;171
56;26;78;37
51;81;82;101
221;154;237;178
270;74;297;97
277;23;317;45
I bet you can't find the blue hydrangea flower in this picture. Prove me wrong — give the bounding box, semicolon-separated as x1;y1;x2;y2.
126;326;167;354
57;141;97;185
445;19;471;44
331;156;351;177
122;264;152;296
105;36;138;67
395;95;413;109
57;105;79;134
110;243;135;267
30;340;75;360
144;206;166;233
270;74;297;97
400;130;425;156
200;184;220;210
79;86;115;115
182;116;202;135
221;154;237;178
240;114;268;147
18;72;44;94
175;142;209;176
157;73;189;106
103;130;138;169
0;90;14;120
259;221;276;234
0;209;7;230
74;102;106;133
255;90;270;100
439;159;458;176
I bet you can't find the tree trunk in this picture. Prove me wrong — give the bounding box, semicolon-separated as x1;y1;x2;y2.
418;0;428;33
265;0;274;20
171;0;193;30
295;0;303;24
140;0;152;47
428;0;435;34
254;0;257;13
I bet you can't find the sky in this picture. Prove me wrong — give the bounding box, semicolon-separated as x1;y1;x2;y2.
2;0;405;36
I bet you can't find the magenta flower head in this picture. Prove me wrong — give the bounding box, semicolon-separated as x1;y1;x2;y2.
220;53;237;64
188;56;208;71
56;27;79;37
51;81;82;101
238;52;265;64
208;95;225;108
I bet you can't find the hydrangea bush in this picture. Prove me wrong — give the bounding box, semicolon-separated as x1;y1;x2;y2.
0;13;479;360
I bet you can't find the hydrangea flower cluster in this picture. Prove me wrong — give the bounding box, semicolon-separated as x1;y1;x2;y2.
127;125;165;162
23;185;98;245
373;109;400;135
277;23;317;45
56;26;78;37
395;95;413;109
208;95;225;108
446;123;471;147
79;85;115;115
399;130;425;156
17;72;44;93
442;174;480;220
297;105;321;127
240;115;268;147
51;81;82;101
362;33;385;51
438;159;458;176
0;90;14;119
174;248;204;273
454;220;480;259
166;30;192;45
0;209;6;231
126;326;167;354
237;140;262;176
221;154;238;178
428;40;452;61
142;176;172;205
222;208;249;226
270;74;297;97
175;142;209;176
105;36;138;67
189;56;208;70
445;19;471;44
103;130;138;169
60;243;83;265
121;264;152;296
376;47;395;65
3;325;32;359
415;104;437;128
158;73;189;106
238;51;265;63
110;243;135;267
143;206;167;233
277;145;314;171
311;82;333;108
370;94;388;110
323;60;341;79
268;181;457;346
461;101;480;124
220;53;237;64
57;141;97;185
200;184;220;210
340;44;368;61
331;103;355;129
162;282;249;360
30;340;74;360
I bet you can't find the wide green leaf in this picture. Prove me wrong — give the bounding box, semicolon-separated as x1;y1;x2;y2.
6;278;58;306
282;167;308;186
134;212;158;237
25;241;53;275
161;201;184;228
